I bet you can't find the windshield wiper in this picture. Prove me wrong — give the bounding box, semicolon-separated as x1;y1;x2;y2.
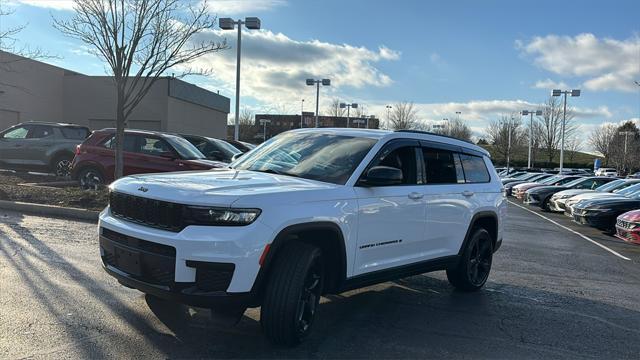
255;168;303;179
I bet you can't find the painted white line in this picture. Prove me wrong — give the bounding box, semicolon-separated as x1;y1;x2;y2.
508;200;631;261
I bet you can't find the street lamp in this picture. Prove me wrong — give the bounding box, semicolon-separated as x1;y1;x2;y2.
339;102;358;128
300;99;304;128
522;109;543;169
552;89;581;174
455;111;462;121
259;118;271;142
306;78;331;127
219;17;261;141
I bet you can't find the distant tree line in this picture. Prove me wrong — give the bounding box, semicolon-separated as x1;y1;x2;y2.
589;120;640;174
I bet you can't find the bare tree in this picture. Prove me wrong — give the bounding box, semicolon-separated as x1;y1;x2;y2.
485;115;526;165
437;118;472;141
54;0;226;179
387;102;419;130
565;133;582;163
325;98;346;117
589;123;618;166
536;96;576;164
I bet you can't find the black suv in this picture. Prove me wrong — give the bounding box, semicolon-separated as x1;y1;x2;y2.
0;122;90;176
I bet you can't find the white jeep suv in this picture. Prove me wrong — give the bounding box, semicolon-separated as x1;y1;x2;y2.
99;128;506;345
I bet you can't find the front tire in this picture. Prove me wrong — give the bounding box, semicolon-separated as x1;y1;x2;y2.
78;167;105;189
447;228;493;291
261;242;324;346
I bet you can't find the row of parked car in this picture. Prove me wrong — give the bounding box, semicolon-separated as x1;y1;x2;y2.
0;121;256;186
499;169;640;245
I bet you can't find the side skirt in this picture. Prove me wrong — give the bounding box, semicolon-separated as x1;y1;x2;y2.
338;255;459;293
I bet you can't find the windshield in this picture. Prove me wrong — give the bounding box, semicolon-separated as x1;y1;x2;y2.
564;177;589;188
232;132;377;185
595;179;624;192
208;137;242;160
617;183;640;196
165;135;206;160
539;175;561;184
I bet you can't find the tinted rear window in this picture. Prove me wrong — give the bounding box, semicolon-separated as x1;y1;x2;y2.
61;127;90;139
460;154;491;183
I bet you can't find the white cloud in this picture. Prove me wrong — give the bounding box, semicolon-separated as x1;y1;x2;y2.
204;0;287;15
11;0;74;10
188;29;400;106
518;33;640;93
532;78;569;90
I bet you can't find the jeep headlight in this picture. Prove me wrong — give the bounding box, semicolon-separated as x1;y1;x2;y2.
185;206;261;226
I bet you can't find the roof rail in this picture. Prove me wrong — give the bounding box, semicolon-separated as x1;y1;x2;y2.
395;129;478;146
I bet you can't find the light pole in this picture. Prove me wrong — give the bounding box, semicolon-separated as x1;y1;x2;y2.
300;99;304;128
522;109;543;169
306;78;331;127
619;131;634;174
260;119;271;142
455;111;462;122
219;17;261;141
502;116;513;171
552;89;581;173
340;102;358;128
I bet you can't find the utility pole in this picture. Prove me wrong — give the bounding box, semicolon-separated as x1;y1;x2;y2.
619;131;634;175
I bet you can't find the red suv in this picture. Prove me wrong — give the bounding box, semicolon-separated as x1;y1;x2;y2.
71;129;226;187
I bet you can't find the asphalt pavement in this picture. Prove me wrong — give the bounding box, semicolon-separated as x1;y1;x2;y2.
1;203;639;359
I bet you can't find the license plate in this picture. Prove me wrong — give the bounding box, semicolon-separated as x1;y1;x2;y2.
114;246;142;276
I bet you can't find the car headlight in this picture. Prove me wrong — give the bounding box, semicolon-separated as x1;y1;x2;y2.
185;206;261;226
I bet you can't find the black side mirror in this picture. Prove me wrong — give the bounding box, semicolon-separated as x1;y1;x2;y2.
361;166;403;186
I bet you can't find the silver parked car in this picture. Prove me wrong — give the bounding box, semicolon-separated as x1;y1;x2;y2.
0;121;90;177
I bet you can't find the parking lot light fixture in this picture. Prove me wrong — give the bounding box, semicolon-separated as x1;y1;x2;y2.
340;102;358;128
306;78;331;127
522;109;543;169
219;17;261;141
259;118;271;142
552;89;581;174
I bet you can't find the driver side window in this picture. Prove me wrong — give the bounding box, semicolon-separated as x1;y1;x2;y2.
369;145;418;185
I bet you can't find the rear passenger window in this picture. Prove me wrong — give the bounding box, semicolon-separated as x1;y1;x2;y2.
459;154;490;183
423;148;465;184
60;127;89;139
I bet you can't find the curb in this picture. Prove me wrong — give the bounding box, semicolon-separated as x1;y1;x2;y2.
0;200;100;223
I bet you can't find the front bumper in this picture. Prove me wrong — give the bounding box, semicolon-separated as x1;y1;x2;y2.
524;193;540;205
615;226;640;244
572;212;612;230
549;198;567;212
99;207;274;296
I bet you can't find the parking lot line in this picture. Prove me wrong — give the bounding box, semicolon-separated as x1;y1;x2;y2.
508;200;631;261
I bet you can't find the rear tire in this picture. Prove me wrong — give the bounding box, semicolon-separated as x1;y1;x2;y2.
51;154;73;178
447;228;493;292
260;242;324;346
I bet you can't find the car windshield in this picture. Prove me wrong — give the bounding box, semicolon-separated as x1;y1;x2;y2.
563;177;588;187
539;175;561;184
618;183;640;196
209;137;242;158
231;132;377;185
165;135;206;160
594;179;625;192
612;180;640;192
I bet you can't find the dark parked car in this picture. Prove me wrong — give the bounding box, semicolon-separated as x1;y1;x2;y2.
504;173;555;196
226;139;256;153
573;191;640;233
180;134;241;163
70;129;226;187
0;122;90;176
525;176;616;210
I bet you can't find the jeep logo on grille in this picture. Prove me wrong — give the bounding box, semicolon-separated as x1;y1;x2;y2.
138;186;149;192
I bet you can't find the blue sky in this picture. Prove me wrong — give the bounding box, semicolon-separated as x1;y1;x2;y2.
3;0;640;142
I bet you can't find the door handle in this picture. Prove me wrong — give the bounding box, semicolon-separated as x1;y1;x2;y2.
462;190;474;197
408;192;424;200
